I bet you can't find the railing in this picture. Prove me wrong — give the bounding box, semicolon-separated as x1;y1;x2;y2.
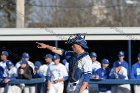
1;78;140;85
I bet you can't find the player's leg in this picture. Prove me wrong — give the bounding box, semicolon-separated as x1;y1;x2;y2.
47;83;55;93
56;83;64;93
10;85;22;93
0;88;4;93
29;86;36;93
24;86;29;93
134;85;140;93
118;84;131;93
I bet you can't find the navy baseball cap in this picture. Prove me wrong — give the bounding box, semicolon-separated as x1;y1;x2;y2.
45;54;53;59
101;59;109;64
1;51;9;56
118;51;125;57
137;53;140;58
116;61;122;67
6;60;13;67
34;61;41;70
20;59;27;64
90;52;97;57
53;54;60;60
22;52;30;58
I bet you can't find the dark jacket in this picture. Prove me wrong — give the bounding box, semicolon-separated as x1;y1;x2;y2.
18;65;33;80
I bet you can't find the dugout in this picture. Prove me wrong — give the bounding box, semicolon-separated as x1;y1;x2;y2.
0;27;140;70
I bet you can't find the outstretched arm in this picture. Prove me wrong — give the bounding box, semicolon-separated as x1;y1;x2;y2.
36;42;63;55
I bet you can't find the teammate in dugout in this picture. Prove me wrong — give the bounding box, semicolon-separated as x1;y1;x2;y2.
0;51;11;93
130;53;140;93
89;52;101;93
109;61;131;93
113;51;129;74
95;59;111;93
47;54;68;93
36;34;92;93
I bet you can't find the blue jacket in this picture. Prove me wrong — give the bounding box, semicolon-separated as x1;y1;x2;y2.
96;68;111;92
130;62;140;79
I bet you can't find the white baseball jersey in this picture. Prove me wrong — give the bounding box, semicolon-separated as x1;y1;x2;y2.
5;67;17;78
0;60;9;69
16;60;35;70
92;61;101;71
47;63;68;82
40;62;54;76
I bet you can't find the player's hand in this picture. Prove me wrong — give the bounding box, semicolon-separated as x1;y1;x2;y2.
3;79;10;83
36;42;47;49
95;75;99;79
54;80;59;84
115;67;120;73
47;86;50;91
19;69;24;75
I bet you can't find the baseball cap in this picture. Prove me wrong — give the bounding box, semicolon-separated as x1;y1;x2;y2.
118;51;125;57
101;59;109;64
6;60;13;67
20;59;27;64
1;51;9;56
137;53;140;58
22;52;30;58
45;54;53;59
34;61;41;70
116;61;122;67
53;54;60;60
90;52;97;57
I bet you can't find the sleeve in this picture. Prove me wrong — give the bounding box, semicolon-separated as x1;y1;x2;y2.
109;68;116;79
62;66;68;81
83;57;92;82
38;72;45;78
9;68;18;81
117;68;127;79
130;65;136;79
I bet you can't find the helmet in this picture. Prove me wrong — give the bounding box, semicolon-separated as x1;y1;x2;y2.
65;34;88;49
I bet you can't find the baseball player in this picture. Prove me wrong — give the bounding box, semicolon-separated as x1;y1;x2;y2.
39;54;54;77
113;51;129;74
0;51;11;93
0;51;10;69
130;53;140;93
109;61;131;93
34;61;45;78
34;61;45;93
47;54;68;93
4;61;21;93
95;59;111;93
36;34;92;93
89;52;101;93
0;66;5;93
15;52;35;70
17;59;34;93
